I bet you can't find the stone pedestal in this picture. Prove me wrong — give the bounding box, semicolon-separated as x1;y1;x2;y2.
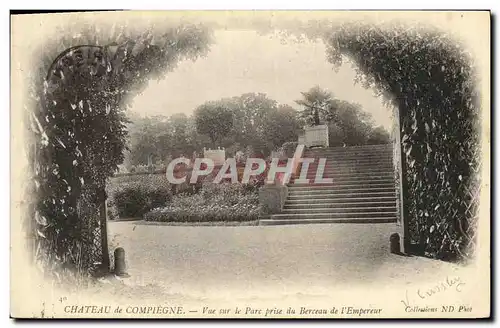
259;184;288;215
304;125;329;148
203;147;226;166
298;133;305;145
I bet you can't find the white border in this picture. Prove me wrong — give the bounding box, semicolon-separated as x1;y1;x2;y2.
4;1;498;327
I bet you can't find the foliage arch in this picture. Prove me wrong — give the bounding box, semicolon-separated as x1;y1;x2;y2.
26;21;212;277
25;18;482;282
321;22;481;260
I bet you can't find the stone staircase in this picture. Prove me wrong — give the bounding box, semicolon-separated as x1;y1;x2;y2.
259;144;398;225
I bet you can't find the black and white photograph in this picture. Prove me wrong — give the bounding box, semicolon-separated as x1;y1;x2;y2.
9;10;490;318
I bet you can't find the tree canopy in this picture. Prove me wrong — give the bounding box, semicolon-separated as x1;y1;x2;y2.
124;89;390;169
295;85;334;126
194;102;234;147
294;86;390;146
125;93;302;165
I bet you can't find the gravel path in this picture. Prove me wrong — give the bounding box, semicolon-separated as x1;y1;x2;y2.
106;221;464;302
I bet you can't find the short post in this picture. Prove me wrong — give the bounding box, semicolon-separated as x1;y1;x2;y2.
147;154;154;173
98;187;110;272
390;233;401;254
114;247;130;277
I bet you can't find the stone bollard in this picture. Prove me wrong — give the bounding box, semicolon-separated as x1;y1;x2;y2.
390;233;401;254
114;247;130;277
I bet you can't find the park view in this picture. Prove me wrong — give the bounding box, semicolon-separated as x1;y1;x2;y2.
107;30;393;224
16;11;483;317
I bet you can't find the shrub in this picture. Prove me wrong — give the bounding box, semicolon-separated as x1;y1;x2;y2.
107;174;172;218
144;182;261;222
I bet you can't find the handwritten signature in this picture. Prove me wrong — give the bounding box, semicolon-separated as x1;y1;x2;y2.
401;276;466;308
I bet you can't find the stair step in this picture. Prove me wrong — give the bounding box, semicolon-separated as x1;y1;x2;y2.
288;182;395;190
285;196;397;204
288;191;396;199
305;164;393;170
306;146;392;151
305;158;393;164
305;161;393;167
297;168;394;176
302;166;396;173
300;164;393;169
305;176;395;182
288;186;395;194
306;158;393;162
306;156;393;161
306;157;393;162
284;201;396;208
282;207;397;214
306;146;392;152
306;144;391;151
303;168;394;175
288;181;395;188
295;172;394;182
302;165;394;170
305;151;392;156
272;211;397;217
298;172;394;178
301;174;394;181
306;147;392;152
305;151;393;157
299;178;394;184
259;217;397;225
301;172;395;178
302;153;394;161
299;168;394;174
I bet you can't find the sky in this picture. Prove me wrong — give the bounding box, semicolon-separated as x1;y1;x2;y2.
129;29;394;130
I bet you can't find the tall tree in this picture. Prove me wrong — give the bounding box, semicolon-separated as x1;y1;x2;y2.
332;101;374;145
367;126;391;145
262;104;301;152
228;93;279;152
127;114;172;165
194;101;234;147
170;113;192;156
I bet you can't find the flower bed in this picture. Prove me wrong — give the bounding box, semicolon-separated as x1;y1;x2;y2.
144;182;261;223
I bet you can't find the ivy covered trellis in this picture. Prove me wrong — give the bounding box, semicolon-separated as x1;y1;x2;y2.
322;22;481;261
25;21;212;279
261;20;482;261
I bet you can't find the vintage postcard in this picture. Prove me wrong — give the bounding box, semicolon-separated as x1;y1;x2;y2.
10;10;490;319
